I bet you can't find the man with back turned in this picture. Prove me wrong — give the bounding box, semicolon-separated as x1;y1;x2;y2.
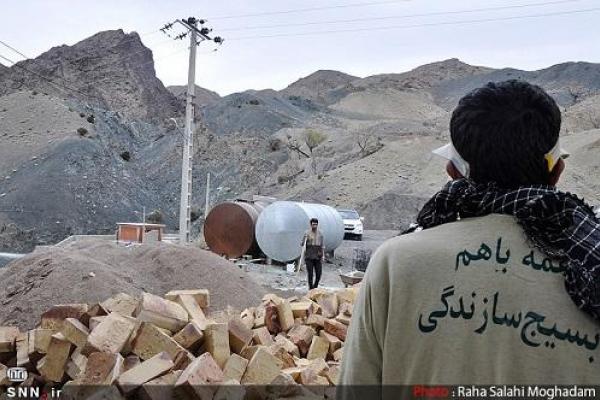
339;80;600;396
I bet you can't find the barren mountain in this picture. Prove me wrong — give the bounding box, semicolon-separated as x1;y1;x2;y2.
201;89;318;136
0;30;181;122
281;70;358;104
167;84;221;109
1;29;599;252
433;61;600;110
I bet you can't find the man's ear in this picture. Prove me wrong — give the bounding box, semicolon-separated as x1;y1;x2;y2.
549;158;565;186
446;161;464;180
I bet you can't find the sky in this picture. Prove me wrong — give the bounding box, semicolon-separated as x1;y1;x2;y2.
1;0;599;95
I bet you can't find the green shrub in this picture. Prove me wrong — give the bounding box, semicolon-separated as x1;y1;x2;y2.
269;138;283;151
190;207;202;222
145;210;164;224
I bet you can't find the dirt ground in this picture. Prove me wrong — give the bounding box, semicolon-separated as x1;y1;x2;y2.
0;238;267;330
243;230;398;296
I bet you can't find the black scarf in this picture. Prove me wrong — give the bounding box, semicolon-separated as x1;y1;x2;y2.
411;178;600;321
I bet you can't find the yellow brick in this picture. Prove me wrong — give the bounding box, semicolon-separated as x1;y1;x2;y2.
124;354;141;372
0;363;10;385
287;325;315;356
15;331;29;367
253;306;266;328
172;322;204;351
240;345;261;361
324;319;347;341
336;287;358;305
205;323;230;369
228;317;253;354
319;330;342;354
335;314;352;326
82;313;136;355
100;293;139;317
40;304;88;332
268;344;295;369
241;347;281;384
130;322;187;361
175;352;223;399
66;348;88;380
172;294;209;330
276;301;295;332
306;335;329;360
61;318;89;348
0;326;19;353
213;383;245;400
274;333;300;357
89;316;107;331
324;364;340;385
290;301;313;319
317;293;339;319
135;293;188;332
222;353;248;382
165;289;210;309
332;347;343;362
31;328;53;354
240;308;255;330
252;326;274;346
37;333;72;382
80;352;124;385
117;352;174;394
140;370;182;400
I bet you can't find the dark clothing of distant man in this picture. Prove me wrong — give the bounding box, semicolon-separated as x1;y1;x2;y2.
303;218;325;289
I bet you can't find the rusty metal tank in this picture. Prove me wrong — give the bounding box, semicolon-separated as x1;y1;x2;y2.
203;201;266;258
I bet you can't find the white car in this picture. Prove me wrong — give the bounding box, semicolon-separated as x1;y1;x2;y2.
338;209;364;241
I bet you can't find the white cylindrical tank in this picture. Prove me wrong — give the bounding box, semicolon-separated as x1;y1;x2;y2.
255;201;344;262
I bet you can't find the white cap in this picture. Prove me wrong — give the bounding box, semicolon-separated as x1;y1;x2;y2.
432;141;470;177
544;139;570;171
432;139;570;177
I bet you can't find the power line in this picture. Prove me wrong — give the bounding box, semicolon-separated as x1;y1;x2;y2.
0;53;100;102
229;6;600;40
0;39;29;59
209;0;410;20
220;0;581;32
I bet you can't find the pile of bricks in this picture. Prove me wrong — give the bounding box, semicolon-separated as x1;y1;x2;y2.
0;285;358;399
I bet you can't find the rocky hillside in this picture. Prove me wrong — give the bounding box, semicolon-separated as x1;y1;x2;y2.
167;84;221;109
0;30;182;123
1;29;600;252
281;70;358;104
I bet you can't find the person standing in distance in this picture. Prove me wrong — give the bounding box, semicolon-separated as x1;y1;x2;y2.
302;218;325;289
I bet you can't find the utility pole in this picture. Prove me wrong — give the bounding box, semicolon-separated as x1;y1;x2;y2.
178;18;197;243
162;17;224;243
204;172;211;220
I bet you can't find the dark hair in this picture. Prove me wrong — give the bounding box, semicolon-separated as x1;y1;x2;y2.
450;80;561;188
310;218;319;224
